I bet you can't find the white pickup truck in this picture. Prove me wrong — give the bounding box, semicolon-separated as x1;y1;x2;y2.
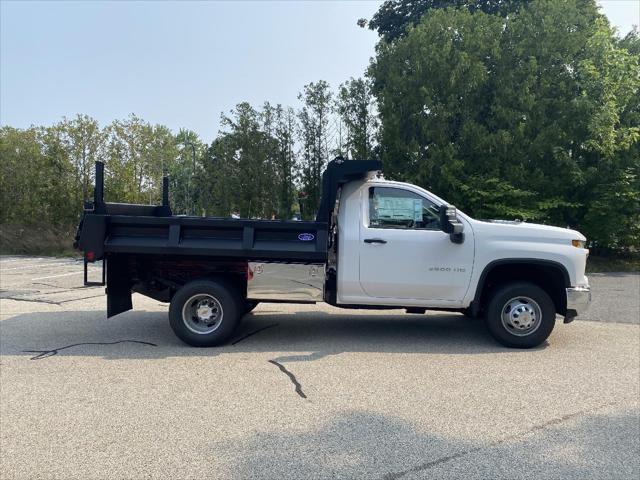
77;158;591;349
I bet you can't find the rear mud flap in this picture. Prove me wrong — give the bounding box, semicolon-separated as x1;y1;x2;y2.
106;255;132;317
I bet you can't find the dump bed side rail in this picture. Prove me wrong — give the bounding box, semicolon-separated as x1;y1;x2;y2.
79;215;328;263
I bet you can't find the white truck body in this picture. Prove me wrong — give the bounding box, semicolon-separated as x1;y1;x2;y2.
335;177;590;317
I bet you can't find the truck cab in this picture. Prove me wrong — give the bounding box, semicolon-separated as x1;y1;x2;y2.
324;173;589;347
77;158;591;349
336;177;476;307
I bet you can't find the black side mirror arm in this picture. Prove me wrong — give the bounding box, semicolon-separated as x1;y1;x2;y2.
450;232;464;244
439;204;465;244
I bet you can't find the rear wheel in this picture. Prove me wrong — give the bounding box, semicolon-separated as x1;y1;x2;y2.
244;300;259;314
485;282;556;348
169;280;241;347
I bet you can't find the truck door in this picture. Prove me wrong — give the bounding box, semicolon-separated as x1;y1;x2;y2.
358;186;474;303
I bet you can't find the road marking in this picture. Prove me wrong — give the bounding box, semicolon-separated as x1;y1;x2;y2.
1;261;79;271
31;271;87;281
0;257;48;264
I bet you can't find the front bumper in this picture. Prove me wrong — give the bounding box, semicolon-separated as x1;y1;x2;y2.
564;285;591;323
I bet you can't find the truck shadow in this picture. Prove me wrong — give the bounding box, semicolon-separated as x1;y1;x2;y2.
205;408;639;479
0;307;548;361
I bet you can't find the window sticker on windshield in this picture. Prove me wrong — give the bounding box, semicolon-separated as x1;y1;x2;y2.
413;199;422;221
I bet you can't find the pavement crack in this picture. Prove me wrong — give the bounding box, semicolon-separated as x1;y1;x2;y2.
1;296;61;305
32;282;88;289
1;293;104;305
231;323;278;345
268;359;307;399
23;340;158;360
57;294;105;304
381;402;617;480
34;287;100;295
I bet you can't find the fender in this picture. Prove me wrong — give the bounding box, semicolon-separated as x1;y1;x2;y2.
470;258;571;315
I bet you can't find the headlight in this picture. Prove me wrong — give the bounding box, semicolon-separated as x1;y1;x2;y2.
572;239;586;248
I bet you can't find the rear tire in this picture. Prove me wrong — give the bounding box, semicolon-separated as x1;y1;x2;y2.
169;280;241;347
244;300;259;314
485;282;556;348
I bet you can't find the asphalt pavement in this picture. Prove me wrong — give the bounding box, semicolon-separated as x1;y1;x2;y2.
0;256;638;479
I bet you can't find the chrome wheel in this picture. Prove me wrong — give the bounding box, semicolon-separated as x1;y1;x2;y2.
181;294;223;335
500;296;542;337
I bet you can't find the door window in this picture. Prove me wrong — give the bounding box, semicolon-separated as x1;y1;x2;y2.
368;187;441;230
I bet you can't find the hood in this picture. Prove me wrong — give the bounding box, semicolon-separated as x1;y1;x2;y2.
475;219;586;242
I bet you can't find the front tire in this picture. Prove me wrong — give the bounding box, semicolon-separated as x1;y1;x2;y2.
485;282;556;348
169;280;241;347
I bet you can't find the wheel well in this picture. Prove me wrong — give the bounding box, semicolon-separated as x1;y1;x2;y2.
475;262;568;316
125;254;248;303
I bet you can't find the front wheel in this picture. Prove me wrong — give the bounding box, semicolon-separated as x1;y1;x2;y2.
169;280;241;347
485;282;556;348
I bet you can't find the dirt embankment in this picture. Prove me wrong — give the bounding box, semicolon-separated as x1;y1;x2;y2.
0;224;77;256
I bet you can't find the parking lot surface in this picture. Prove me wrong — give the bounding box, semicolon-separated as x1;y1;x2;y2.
1;256;638;479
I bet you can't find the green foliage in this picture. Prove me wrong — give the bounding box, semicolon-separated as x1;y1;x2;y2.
199;102;298;220
336;78;378;160
214;102;278;218
270;103;298;219
360;0;529;42
169;129;204;215
0;127;60;224
298;80;333;219
369;0;640;251
105;115;180;206
0;79;355;229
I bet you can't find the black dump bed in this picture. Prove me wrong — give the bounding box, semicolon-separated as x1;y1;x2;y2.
79;214;329;263
76;158;381;265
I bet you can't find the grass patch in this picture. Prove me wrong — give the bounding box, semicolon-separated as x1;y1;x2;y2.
586;254;640;273
0;224;78;257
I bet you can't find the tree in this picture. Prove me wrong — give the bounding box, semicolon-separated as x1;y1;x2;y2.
0;114;198;226
202;134;235;217
360;0;529;42
0;127;48;223
336;78;378;160
207;103;279;218
368;0;640;249
273;104;298;219
103;115;183;208
298;80;333;219
580;27;640;251
40;125;76;224
57;114;105;207
104;114;153;204
174;129;204;215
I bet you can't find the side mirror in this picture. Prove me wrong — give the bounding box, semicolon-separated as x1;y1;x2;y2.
439;205;464;243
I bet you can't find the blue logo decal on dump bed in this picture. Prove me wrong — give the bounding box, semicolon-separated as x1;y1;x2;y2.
298;233;315;241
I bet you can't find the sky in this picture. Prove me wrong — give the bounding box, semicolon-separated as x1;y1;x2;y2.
1;0;638;141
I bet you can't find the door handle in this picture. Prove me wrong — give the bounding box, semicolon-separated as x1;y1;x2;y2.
364;238;387;244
